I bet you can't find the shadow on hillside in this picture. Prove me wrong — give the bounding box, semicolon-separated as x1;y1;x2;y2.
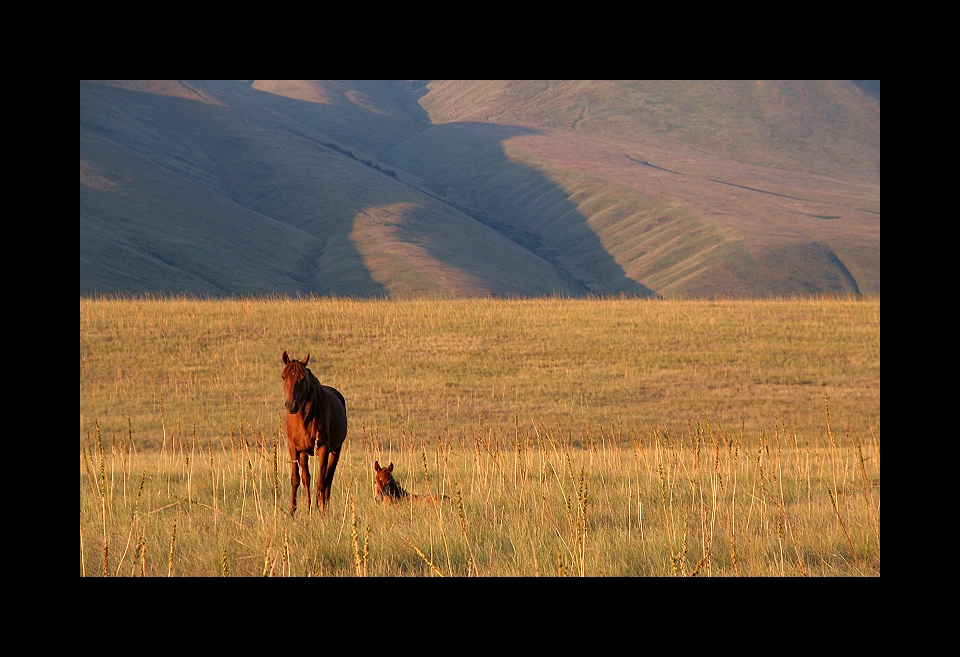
386;120;656;297
246;82;654;297
81;80;653;297
81;81;393;297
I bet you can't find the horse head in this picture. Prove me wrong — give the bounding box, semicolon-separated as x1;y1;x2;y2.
374;461;398;501
281;351;311;414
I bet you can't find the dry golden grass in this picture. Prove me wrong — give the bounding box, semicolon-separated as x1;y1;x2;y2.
80;295;879;576
80;414;879;576
80;295;879;447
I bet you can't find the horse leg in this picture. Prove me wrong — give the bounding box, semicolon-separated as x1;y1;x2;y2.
300;453;312;512
290;457;300;517
324;449;341;507
315;444;329;512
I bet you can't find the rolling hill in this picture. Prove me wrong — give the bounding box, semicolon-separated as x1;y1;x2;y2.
79;80;879;298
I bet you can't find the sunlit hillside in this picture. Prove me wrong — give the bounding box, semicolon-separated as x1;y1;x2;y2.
80;80;879;298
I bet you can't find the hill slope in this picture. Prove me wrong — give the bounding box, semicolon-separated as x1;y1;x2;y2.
79;80;879;298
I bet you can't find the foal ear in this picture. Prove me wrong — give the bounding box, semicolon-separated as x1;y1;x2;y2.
387;463;394;473
302;353;310;366
374;461;381;471
282;351;290;364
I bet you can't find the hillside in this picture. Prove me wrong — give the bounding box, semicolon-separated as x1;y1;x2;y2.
79;80;879;298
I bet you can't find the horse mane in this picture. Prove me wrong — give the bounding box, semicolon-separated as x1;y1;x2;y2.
285;360;326;423
302;364;322;396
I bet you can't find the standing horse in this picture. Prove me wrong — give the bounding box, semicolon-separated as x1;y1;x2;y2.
374;461;448;504
281;351;347;516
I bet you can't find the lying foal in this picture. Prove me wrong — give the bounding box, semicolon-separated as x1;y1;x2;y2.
374;461;449;504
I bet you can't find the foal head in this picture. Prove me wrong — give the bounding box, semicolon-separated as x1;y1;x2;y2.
374;461;405;501
281;351;311;414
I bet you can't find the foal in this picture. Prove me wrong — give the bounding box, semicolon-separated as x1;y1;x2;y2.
374;461;448;504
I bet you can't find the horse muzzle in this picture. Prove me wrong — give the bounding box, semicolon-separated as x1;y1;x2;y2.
285;400;299;414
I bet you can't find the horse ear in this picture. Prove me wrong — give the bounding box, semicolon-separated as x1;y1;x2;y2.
303;353;310;366
282;351;290;364
374;461;381;471
387;463;394;473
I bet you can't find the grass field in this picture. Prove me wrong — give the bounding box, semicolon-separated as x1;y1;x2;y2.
79;295;880;576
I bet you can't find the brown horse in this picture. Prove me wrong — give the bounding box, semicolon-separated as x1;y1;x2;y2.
281;351;347;517
374;461;449;504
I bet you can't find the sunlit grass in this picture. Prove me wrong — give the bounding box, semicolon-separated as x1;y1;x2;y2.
80;295;879;448
80;413;879;577
80;295;879;576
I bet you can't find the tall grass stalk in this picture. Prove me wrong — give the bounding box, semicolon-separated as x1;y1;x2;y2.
79;418;881;575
